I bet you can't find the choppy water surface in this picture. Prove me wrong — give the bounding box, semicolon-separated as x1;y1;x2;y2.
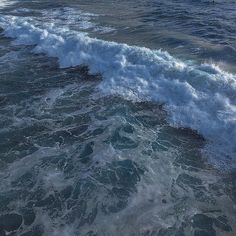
0;0;236;235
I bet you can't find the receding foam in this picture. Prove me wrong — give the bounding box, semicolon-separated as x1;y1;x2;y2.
0;15;236;165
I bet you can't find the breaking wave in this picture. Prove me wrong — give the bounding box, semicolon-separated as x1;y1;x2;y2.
1;15;236;162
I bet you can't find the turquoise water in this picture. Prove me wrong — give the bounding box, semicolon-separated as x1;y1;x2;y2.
0;0;236;235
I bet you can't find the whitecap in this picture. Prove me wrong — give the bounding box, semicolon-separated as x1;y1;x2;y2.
0;15;235;166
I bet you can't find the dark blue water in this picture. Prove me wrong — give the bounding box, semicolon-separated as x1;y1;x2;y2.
0;0;236;235
77;0;236;70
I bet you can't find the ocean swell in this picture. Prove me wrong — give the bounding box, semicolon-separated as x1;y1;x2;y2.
1;15;236;163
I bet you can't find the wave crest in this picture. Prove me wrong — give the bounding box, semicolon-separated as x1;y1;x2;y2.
1;15;236;163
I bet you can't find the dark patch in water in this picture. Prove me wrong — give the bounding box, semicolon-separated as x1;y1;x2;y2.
0;213;22;232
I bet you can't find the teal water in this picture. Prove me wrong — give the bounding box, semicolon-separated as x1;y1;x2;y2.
0;1;236;235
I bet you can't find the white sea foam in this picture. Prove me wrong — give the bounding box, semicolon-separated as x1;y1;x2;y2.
0;0;14;9
10;8;32;14
41;7;115;34
0;15;236;163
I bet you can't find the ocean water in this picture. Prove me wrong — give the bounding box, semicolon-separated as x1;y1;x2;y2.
0;0;236;235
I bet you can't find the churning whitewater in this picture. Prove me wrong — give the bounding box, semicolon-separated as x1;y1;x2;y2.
1;14;235;163
1;1;236;236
